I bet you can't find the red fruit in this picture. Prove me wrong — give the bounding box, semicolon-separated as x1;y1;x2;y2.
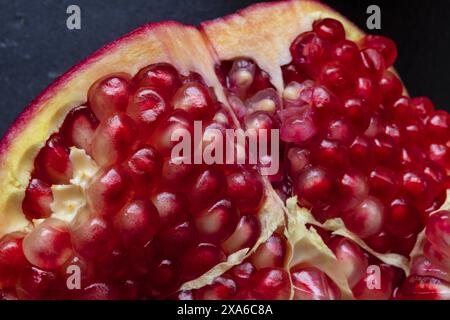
22;178;53;220
134;63;181;98
250;233;287;269
173;82;215;120
151;190;188;229
87;166;129;216
190;168;225;210
279;107;318;144
88;73;131;121
399;276;450;300
91;114;136;166
360;48;385;78
71;215;116;259
229;262;255;288
379;71;403;103
0;233;27;287
195;277;237;300
222;215;261;254
113;200;160;247
361;35;398;67
295;166;334;207
16;266;60;300
226;168;264;214
426;111;449;143
329;237;368;288
291;266;340;300
181;243;226;280
426;211;450;257
386;198;422;237
369;167;399;200
127;87;169;135
290;32;328;77
250;268;291;300
313;18;345;43
158;221;196;258
365;231;393;253
410;97;434;119
343;196;385;238
338;170;369;211
327;118;355;143
59;106;99;152
319;62;354;95
161;156;195;186
23;218;73;270
126;146;162;188
331;40;361;68
287;147;311;177
34;135;73;184
147;259;180;297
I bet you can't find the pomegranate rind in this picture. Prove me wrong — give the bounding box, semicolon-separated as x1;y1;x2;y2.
0;22;228;236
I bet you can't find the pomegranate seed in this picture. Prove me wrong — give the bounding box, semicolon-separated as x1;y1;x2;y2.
147;259;180;297
331;40;361;68
227;59;256;98
250;233;287;269
190;168;225;210
244;111;278;143
365;231;393;253
88;73;131;121
113;200;160;247
423;241;450;270
410;97;434;119
319;62;354;95
279;107;318;144
151;191;188;229
95;248;128;281
426;211;450;257
386;198;422;237
355;76;379;108
134;63;181;98
250;267;291;300
127;87;169;135
195;277;237;300
349;135;372;167
361;35;398;67
313;139;348;169
428;143;449;168
91;114;136;167
329;237;368;287
126;146;162;189
313;18;345;43
129;239;160;276
352;264;394;300
158;221;196;258
328;118;355;144
364;114;384;138
369;167;400;200
226;168;264;214
181;243;226;279
193;199;239;243
60;106;99;152
150;110;194;156
343;98;370;130
399;275;450;300
0;233;27;287
34;135;73;184
360;48;385;78
338;170;369;211
379;71;403;103
287;147;310;177
295;166;334;207
373;135;399;166
16;266;60;300
282;64;307;84
290;32;328;77
120;279;140;300
71;215;116;259
77;283;119;300
402;171;428;197
229;262;256;288
411;256;450;283
22;178;53;220
291;266;340;300
23;218;73;270
400;146;426;170
222;215;261;254
426;110;449;143
173;82;215;120
343;196;385;238
86;166;129;216
392;233;417;256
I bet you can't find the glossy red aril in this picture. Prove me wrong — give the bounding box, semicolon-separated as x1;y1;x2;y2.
91;114;136;167
329;237;368;287
134;63;181;98
399;276;450;300
291;266;340;300
338;170;369;211
361;35;398;68
16;266;60;300
126;146;162;188
190;168;225;210
226;168;264;214
113;200;160;247
319;62;354;95
426;211;450;256
290;32;328;77
295;166;334;207
386;198;422;237
250;233;286;269
313;18;345;43
181;243;226;279
0;233;27;287
250;268;291;300
195;277;237;300
410;97;434;119
147;259;180;297
158;221;196;258
22;179;53;220
151;191;188;229
379;71;403;103
343;196;385;238
426;111;449;143
88;73;131;121
173;82;215;120
369;167;399;200
60;106;99;152
229;262;256;288
222;215;261;254
23;218;73;270
360;48;385;78
34;135;73;184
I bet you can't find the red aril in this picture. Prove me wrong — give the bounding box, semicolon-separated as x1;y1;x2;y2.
134;63;181;98
173;82;215;120
343;196;385;238
151;190;188;229
250;267;291;300
22;178;53;220
361;35;398;68
181;243;226;280
226;168;264;214
222;215;261;254
250;233;287;269
313;18;345;43
291;266;340;300
0;233;27;287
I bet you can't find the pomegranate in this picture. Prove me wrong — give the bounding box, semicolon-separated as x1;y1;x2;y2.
0;0;449;300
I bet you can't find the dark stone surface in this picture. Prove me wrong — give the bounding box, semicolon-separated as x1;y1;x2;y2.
1;0;449;136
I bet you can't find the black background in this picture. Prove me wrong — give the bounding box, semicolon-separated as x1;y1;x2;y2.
1;0;449;137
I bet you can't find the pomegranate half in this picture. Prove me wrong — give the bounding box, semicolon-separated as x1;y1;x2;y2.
0;0;449;300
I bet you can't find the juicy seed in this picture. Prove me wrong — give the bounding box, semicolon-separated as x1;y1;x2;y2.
22;179;53;220
361;35;398;68
181;243;226;280
343;196;385;238
134;63;181;98
291;266;341;300
222;215;261;254
226;169;265;214
313;18;345;43
250;233;287;269
250;268;291;300
173;82;215;120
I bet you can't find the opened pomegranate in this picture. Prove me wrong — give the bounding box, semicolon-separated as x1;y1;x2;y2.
0;0;449;300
